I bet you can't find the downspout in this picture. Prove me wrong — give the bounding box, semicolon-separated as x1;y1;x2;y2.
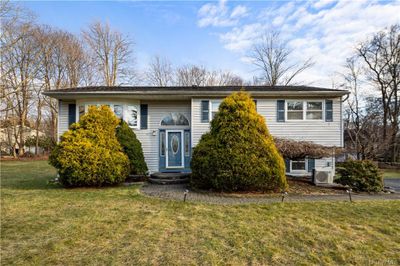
340;94;349;148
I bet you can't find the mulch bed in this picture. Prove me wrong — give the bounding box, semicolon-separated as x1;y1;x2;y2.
190;179;346;198
287;179;346;195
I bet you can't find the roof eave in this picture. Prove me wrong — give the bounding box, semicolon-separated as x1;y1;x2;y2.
42;90;349;99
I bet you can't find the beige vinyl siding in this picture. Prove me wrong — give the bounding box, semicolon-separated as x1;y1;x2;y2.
258;98;342;147
191;97;343;147
191;98;211;147
315;157;335;174
59;98;190;173
58;100;75;140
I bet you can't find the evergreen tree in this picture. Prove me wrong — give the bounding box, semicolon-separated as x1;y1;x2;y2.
50;106;129;187
191;92;288;192
116;120;148;175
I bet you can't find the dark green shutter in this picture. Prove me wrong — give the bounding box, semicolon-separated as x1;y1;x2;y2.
201;100;209;123
285;159;290;173
325;100;333;122
68;104;76;126
140;104;148;129
277;100;285;122
307;158;315;173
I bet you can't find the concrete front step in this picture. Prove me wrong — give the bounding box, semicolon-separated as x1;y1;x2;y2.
149;172;190;184
148;177;189;185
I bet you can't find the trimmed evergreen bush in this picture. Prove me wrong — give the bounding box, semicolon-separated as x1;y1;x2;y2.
336;160;383;192
116;120;148;175
49;106;130;187
191;91;288;192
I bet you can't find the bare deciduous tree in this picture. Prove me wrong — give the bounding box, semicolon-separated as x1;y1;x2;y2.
357;24;399;161
82;21;133;86
205;70;243;86
250;31;314;86
341;57;363;159
1;21;41;156
176;65;208;86
35;26;91;142
175;64;243;86
145;55;174;86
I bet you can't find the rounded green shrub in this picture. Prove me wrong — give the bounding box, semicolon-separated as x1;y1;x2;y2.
116;120;148;175
336;160;383;192
191;91;288;192
49;106;130;187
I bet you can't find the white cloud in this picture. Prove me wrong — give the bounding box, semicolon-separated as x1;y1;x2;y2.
220;23;265;51
312;0;337;10
198;0;400;87
230;5;248;19
197;0;248;28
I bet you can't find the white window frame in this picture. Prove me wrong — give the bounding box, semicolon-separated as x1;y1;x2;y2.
290;159;308;172
77;102;140;129
285;100;325;121
125;104;140;129
209;100;222;121
305;101;324;121
286;100;304;121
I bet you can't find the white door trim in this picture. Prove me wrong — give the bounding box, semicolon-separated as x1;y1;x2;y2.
165;130;184;169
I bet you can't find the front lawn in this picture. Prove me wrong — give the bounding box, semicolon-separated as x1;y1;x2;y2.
382;169;400;179
1;160;399;265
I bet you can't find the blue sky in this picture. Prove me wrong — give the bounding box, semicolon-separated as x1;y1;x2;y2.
20;0;400;88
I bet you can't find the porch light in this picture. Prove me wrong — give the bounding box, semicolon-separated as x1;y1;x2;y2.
152;130;157;136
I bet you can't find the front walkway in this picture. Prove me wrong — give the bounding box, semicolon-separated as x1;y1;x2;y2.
140;183;400;205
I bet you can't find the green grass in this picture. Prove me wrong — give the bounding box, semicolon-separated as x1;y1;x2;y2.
1;160;400;265
382;169;400;179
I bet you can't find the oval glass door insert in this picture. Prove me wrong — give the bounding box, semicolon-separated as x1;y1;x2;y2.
171;135;179;154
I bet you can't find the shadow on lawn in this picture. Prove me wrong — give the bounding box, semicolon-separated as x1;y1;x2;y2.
1;160;62;190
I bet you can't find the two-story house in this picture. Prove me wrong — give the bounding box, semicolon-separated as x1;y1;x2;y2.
43;86;348;176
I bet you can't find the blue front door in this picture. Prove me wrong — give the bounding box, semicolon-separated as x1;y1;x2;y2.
167;131;183;168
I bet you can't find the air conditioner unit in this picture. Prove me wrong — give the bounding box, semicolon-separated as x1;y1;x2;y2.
313;168;333;185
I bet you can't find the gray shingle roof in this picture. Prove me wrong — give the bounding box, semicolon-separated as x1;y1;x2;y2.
44;85;347;93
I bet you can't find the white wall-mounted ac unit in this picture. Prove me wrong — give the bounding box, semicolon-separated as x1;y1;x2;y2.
313;168;333;185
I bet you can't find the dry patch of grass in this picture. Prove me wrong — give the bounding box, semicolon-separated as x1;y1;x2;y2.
1;161;400;265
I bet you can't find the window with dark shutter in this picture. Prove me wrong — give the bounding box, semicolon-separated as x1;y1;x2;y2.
68;104;76;126
307;158;315;173
201;100;209;123
325;100;333;122
285;159;290;173
277;100;285;122
140;104;148;129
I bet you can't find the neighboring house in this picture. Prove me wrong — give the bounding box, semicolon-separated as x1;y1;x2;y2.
0;126;46;155
43;86;348;176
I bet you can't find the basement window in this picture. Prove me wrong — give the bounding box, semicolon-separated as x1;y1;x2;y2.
291;159;306;171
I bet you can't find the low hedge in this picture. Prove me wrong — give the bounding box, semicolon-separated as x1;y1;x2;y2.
335;160;383;192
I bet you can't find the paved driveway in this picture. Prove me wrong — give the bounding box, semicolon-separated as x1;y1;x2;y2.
385;178;400;193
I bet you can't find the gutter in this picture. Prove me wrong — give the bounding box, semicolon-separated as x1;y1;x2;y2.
43;90;350;99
